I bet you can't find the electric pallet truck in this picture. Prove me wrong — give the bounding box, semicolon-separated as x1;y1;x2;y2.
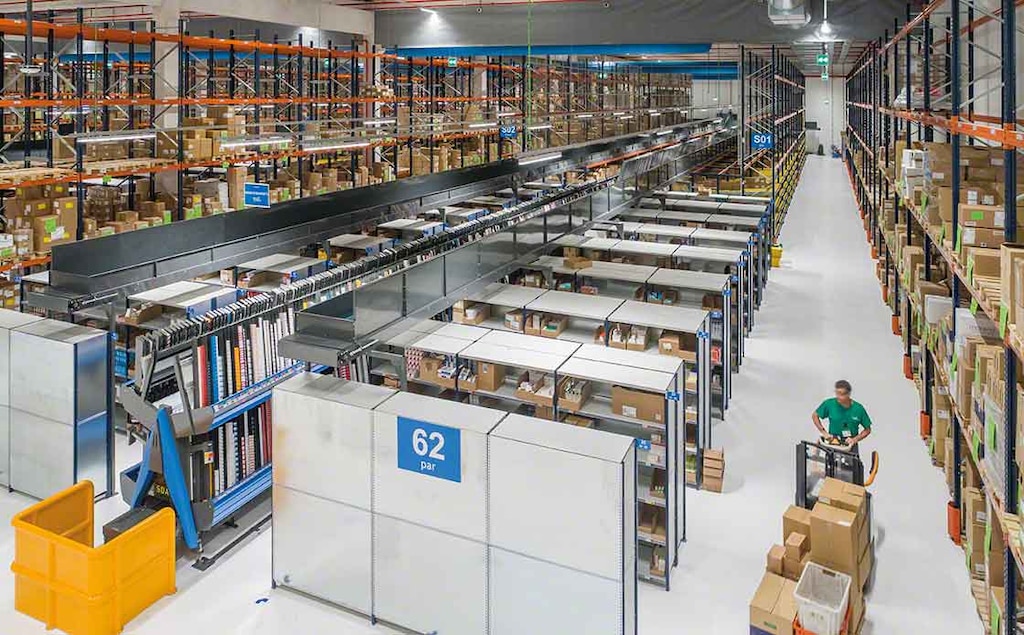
796;437;879;590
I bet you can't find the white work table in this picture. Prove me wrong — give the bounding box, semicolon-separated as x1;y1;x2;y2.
705;214;762;229
718;201;768;215
572;342;682;375
238;253;325;275
328;234;392;250
608;239;680;257
634;224;695;240
377;218;421;230
609;299;708;334
405;332;476;356
558;357;674;394
467;282;548;308
459;341;573;373
526;290;624;321
129;280;235;309
476;329;582;357
672;245;745;264
688;228;754;245
647;268;730;293
577;261;659;284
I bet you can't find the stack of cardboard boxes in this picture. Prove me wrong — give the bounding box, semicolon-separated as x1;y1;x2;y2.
752;478;872;635
702;448;724;493
3;183;78;254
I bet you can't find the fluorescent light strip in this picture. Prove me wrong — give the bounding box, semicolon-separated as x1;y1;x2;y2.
77;131;157;144
527;124;553;131
220;136;292;149
306;141;370;151
364;118;396;126
576;113;594;119
469;122;497;129
656;129;673;136
496;111;519;118
618;115;634;120
613;112;627;116
648;110;660;114
518;152;562;166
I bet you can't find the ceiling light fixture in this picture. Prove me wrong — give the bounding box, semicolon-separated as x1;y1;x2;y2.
469;122;497;129
364;118;396;126
527;123;553;131
419;7;437;13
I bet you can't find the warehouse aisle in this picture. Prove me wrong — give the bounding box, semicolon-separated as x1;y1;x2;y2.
0;157;984;635
638;155;981;634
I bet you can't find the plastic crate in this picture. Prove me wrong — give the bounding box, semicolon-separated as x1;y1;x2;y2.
794;562;851;635
11;480;177;635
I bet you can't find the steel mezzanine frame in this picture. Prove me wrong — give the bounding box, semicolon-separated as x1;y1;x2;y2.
845;1;1022;632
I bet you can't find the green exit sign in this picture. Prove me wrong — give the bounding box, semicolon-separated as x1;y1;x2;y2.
447;57;458;68
817;54;829;66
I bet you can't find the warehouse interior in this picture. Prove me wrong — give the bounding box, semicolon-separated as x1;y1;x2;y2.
0;0;1018;634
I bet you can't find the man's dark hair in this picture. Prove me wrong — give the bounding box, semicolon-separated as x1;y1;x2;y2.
835;379;852;393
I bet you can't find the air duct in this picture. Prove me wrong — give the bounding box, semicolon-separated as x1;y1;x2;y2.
768;0;811;27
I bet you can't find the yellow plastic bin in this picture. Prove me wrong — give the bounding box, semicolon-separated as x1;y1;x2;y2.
771;244;784;268
11;481;176;635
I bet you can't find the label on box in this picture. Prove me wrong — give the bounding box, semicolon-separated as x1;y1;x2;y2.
50;227;65;241
622;405;638;418
0;234;13;249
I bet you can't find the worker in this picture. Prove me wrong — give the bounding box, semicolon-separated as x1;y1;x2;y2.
812;379;872;454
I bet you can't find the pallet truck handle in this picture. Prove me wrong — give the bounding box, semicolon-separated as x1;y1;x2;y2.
863;450;879;487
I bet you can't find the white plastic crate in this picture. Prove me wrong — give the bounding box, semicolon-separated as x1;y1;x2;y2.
794;562;851;635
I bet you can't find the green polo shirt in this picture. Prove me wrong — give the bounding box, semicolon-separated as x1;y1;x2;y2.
816;398;872;438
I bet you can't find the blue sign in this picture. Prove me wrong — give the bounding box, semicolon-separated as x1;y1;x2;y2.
665;391;681;402
397;416;461;482
499;125;518;140
635;438;652;451
751;132;774;150
243;182;271;208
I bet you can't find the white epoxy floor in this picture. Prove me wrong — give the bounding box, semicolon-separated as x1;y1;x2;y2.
0;156;981;634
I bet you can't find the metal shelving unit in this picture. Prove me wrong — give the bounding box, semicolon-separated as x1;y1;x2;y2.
845;1;1021;632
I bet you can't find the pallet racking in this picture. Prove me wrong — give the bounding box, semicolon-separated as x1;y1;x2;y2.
739;46;806;243
0;14;694;239
845;1;1021;631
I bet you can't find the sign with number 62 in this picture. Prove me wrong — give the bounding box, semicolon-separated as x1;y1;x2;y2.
397;416;462;482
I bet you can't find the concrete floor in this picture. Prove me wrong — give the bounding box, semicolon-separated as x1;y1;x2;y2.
0;156;982;634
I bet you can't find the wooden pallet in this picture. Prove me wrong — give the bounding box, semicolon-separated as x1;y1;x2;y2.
970;579;991;628
0;166;73;188
79;158;174;175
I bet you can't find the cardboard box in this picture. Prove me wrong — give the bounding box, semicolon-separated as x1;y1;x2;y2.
782;553;809;582
476;362;506;392
31;213;75;252
749;573;797;635
809;502;859;571
611;385;665;424
960;204;1005;229
767;545;785;576
960;225;1024;249
783;506;812;546
785;532;808;561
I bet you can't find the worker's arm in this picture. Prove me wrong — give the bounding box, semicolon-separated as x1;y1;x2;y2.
847;408;873;447
848;426;871;447
811;410;827;436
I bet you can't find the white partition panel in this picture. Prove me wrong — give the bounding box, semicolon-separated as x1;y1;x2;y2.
373;392;503;541
272;484;373;614
488;414;636;635
489;548;623;635
272;374;394;506
374;515;487;634
0;407;7;487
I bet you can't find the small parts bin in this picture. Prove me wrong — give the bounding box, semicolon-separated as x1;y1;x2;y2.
793;563;851;635
11;480;177;635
